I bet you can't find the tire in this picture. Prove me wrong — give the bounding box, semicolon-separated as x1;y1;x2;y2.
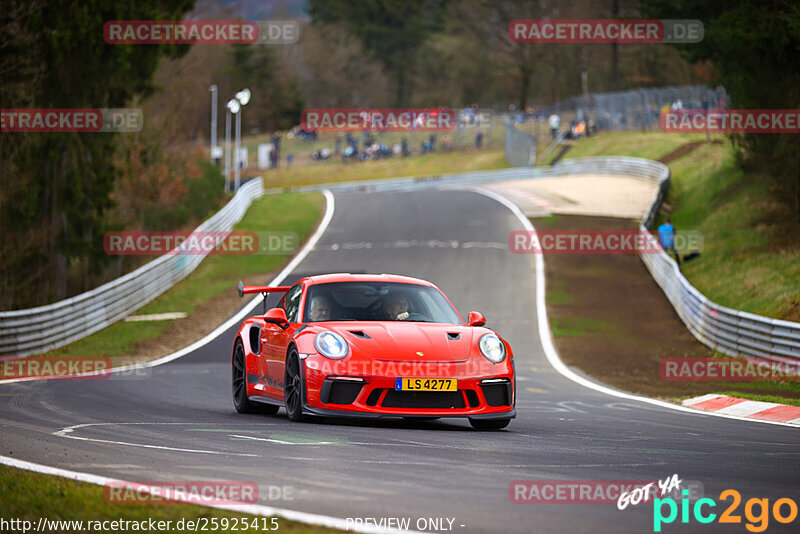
284;348;306;422
232;339;279;415
469;418;510;430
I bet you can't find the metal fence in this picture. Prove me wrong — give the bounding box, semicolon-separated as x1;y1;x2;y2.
552;85;727;132
504;116;537;167
0;178;265;357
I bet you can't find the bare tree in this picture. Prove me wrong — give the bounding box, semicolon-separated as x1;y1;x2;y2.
453;0;560;110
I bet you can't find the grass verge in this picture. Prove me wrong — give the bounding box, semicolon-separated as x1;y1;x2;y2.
658;142;800;321
0;465;341;533
560;130;714;161
256;149;507;190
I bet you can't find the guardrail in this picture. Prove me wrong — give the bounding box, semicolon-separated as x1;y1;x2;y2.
0;179;265;357
278;156;800;362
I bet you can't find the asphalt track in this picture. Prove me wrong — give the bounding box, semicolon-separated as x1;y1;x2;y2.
1;189;798;533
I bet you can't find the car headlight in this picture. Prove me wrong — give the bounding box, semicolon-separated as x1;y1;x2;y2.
479;333;506;363
314;331;349;359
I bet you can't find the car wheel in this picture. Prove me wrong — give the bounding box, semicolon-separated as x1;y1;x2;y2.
469;418;510;430
232;339;279;415
284;348;305;422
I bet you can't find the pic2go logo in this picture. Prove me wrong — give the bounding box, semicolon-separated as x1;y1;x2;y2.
653;489;798;532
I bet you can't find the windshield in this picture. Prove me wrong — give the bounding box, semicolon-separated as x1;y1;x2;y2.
302;282;462;324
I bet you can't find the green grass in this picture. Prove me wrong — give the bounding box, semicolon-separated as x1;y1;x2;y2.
0;465;341;533
257;149;507;190
546;288;573;305
662;142;800;321
44;192;324;359
561;130;713;161
550;316;609;338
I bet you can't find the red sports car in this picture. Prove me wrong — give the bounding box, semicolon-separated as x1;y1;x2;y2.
231;273;515;430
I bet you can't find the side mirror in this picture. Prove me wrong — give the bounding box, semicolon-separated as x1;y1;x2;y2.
263;307;288;326
467;311;486;327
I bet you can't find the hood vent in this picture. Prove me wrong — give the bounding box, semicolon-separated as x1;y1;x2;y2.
348;330;371;339
446;332;461;340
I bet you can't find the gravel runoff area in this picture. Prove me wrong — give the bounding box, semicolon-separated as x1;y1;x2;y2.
485;174;659;219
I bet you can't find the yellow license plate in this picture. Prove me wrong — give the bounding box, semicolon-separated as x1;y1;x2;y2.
395;378;457;391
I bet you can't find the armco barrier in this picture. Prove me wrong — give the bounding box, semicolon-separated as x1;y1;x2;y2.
0;179;265;357
279;156;800;362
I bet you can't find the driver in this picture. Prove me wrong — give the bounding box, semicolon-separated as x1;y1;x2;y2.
382;291;410;320
308;295;332;321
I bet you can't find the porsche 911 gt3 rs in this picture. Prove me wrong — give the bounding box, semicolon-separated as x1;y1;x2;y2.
231;273;515;430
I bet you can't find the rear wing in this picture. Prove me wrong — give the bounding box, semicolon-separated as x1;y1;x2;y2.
237;281;292;313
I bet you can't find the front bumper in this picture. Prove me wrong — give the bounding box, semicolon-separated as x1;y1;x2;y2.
300;354;515;419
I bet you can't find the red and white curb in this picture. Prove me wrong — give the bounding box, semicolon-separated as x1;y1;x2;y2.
683;394;800;426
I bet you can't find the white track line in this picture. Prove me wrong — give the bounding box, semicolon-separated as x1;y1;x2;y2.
471;187;798;429
0;190;336;385
0;455;421;534
53;424;258;457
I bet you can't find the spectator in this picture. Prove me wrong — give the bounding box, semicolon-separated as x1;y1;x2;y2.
441;134;451;151
287;154;293;166
270;131;281;169
548;113;560;140
658;217;681;266
476;131;484;149
568;120;578;139
401;138;409;157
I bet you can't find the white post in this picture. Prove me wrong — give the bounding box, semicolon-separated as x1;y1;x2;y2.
209;85;217;163
233;89;250;193
224;108;232;193
234;110;242;192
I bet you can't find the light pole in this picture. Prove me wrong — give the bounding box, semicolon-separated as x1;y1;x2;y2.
209;85;218;164
233;89;251;192
225;99;239;194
